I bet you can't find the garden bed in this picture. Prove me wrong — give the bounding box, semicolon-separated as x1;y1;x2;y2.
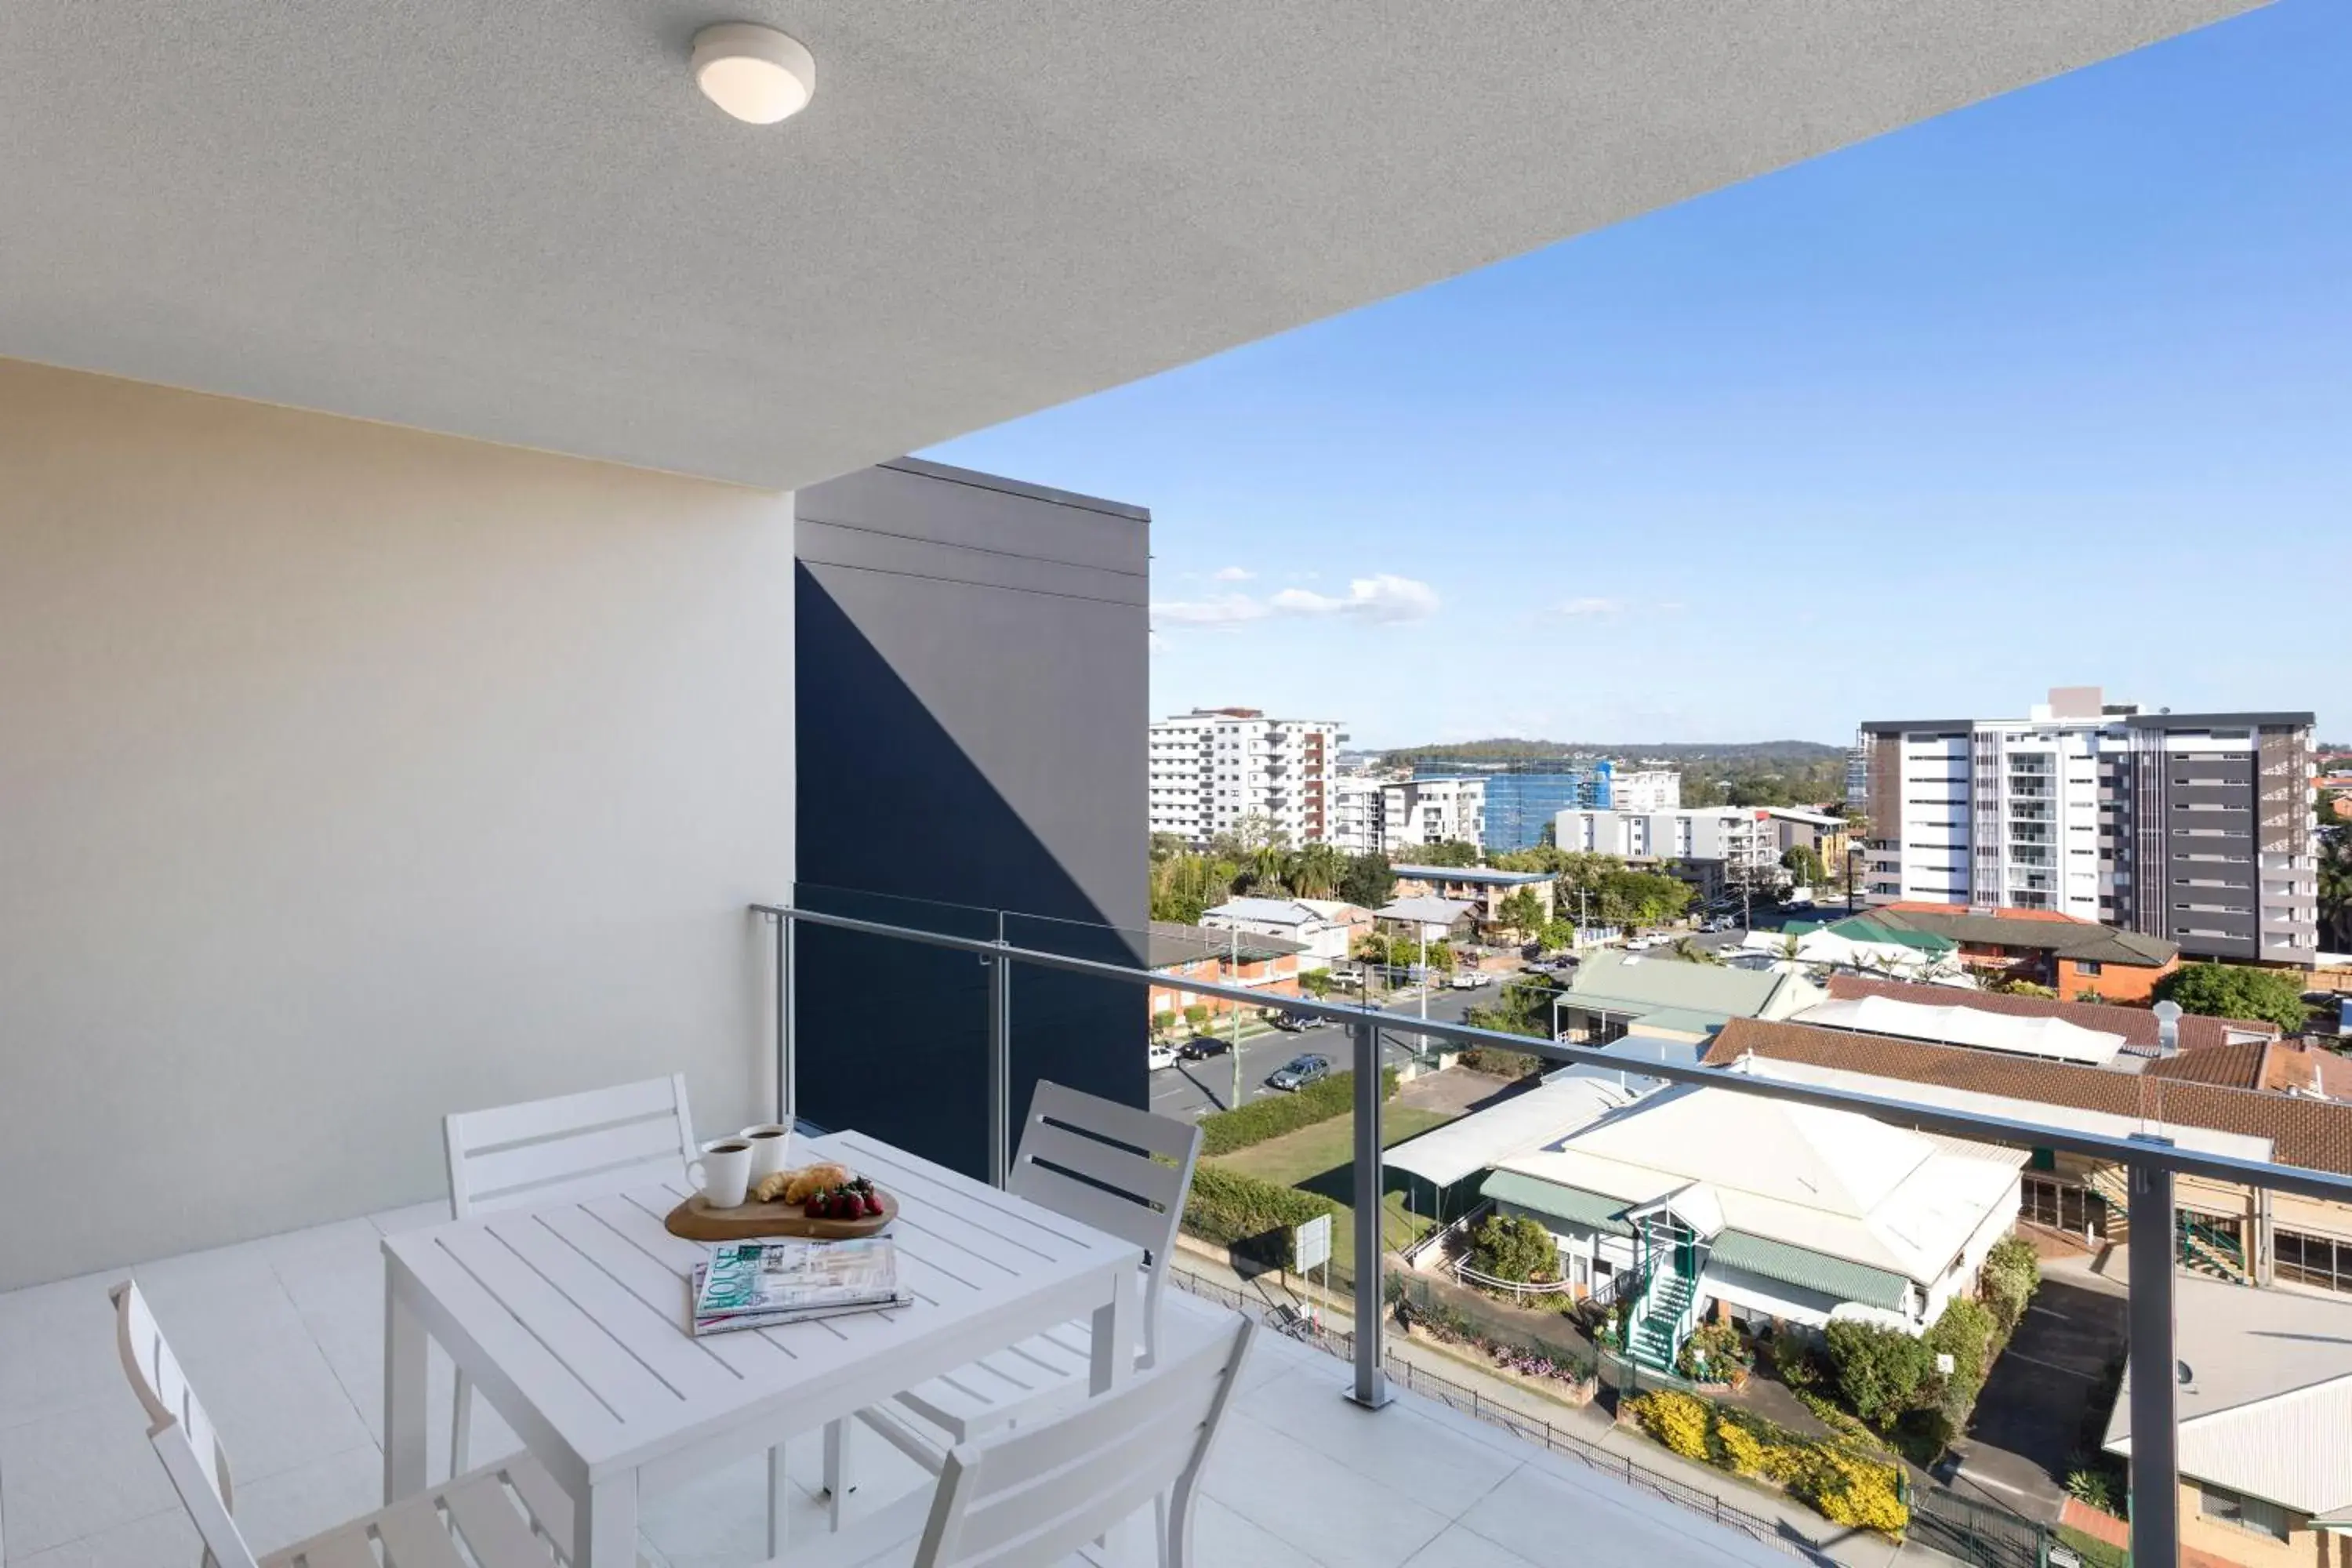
1621;1388;1909;1538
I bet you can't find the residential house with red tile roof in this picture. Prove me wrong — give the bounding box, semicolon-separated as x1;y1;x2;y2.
1705;1018;2352;1297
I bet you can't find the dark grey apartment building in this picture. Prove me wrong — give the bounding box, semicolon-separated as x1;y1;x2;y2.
1850;689;2318;967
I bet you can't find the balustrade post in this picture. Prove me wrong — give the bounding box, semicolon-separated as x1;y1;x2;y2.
1346;1014;1391;1409
2126;1138;2180;1568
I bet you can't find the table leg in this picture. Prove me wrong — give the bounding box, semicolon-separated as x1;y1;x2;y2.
1091;1266;1139;1396
383;1275;429;1504
581;1470;639;1568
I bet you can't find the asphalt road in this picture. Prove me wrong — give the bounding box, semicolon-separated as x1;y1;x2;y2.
1147;982;1499;1119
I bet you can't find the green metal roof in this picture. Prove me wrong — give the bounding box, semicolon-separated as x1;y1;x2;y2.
1480;1171;1633;1236
1624;1008;1726;1038
1708;1230;1909;1310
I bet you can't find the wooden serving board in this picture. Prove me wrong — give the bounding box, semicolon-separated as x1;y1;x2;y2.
663;1189;897;1242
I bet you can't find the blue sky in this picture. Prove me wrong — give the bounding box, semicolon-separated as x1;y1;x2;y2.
924;2;2347;751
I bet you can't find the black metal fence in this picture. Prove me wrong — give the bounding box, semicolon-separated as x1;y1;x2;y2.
1909;1483;2048;1568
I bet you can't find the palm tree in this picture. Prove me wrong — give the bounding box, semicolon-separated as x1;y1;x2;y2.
1236;843;1291;897
1289;842;1345;901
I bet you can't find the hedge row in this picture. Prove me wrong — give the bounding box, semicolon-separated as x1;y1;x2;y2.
1197;1066;1399;1156
1626;1392;1908;1537
1181;1163;1338;1271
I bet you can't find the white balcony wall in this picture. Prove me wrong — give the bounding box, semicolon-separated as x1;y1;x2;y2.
0;359;795;1289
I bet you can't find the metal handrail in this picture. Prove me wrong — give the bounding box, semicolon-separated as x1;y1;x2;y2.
750;901;2352;1204
749;896;2296;1567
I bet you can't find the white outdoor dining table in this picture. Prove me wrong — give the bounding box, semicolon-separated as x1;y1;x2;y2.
381;1128;1144;1566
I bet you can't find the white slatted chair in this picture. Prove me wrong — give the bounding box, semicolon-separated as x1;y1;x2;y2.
442;1073;697;1476
826;1082;1203;1526
111;1279;587;1567
822;1311;1254;1568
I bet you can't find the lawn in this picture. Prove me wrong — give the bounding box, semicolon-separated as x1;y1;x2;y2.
1209;1102;1457;1283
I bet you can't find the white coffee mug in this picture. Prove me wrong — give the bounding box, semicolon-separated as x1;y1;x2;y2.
739;1123;793;1183
688;1138;753;1209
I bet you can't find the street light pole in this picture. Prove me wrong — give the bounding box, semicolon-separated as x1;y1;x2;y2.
1230;924;1243;1111
1417;922;1428;1058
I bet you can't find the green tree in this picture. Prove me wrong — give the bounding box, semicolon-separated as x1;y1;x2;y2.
2320;826;2352;952
2156;962;2313;1032
1298;967;1334;999
1288;842;1346;900
1465;974;1563;1040
1670;936;1726;966
1496;885;1548;941
1150;1008;1178;1037
1780;844;1826;886
1207;813;1286;858
1181;1004;1210;1033
1150;851;1241;924
1149;832;1190;862
1414;840;1483;868
1469;1212;1559;1283
1338;852;1396;910
1825;1320;1936;1428
1555;853;1696;927
1236;842;1292;896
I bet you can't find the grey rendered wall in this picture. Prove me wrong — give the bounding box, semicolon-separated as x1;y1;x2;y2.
0;358;795;1288
794;459;1148;1175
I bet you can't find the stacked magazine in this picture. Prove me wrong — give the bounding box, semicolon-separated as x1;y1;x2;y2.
689;1238;910;1336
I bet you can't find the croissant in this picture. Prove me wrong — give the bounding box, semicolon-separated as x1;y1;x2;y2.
783;1163;852;1206
750;1170;796;1204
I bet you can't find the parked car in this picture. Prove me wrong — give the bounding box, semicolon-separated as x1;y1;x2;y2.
1450;971;1486;989
1271;1011;1314;1032
1147;1042;1180;1071
1267;1054;1331;1091
1177;1034;1231;1061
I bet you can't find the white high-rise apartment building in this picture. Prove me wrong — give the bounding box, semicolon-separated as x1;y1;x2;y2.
1853;688;2318;964
1148;708;1341;847
1606;769;1682;813
1381;777;1486;853
1328;775;1388;855
1554;807;1781;904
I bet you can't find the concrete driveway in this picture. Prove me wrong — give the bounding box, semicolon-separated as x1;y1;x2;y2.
1948;1274;2127;1522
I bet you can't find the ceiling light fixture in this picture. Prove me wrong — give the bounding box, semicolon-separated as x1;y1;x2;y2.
690;24;815;125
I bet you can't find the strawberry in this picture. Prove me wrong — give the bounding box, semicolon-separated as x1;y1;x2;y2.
862;1192;884;1217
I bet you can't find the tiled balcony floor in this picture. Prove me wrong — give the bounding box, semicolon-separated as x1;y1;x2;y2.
0;1205;1791;1568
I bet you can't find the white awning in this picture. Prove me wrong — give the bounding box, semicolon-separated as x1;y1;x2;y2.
1383;1075;1635;1189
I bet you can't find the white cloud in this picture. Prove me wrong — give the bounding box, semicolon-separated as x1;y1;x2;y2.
1150;593;1269;627
1557;597;1627;617
1152;572;1438;632
1212;565;1255;582
1268;574;1440;624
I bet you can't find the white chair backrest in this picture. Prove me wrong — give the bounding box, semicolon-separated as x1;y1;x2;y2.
445;1073;697;1218
914;1312;1253;1568
1007;1081;1202;1359
110;1281;262;1568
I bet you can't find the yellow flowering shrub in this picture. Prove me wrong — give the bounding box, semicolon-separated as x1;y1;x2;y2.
1714;1417;1768;1477
1628;1392;1712;1461
1789;1448;1909;1536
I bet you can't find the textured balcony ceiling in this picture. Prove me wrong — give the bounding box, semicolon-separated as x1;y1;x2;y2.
0;1;2262;488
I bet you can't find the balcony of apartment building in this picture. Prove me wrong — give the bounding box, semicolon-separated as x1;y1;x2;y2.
2;6;2311;1568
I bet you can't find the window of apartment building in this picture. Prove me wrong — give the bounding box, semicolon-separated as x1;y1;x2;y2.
2198;1486;2292;1543
2274;1230;2352;1294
